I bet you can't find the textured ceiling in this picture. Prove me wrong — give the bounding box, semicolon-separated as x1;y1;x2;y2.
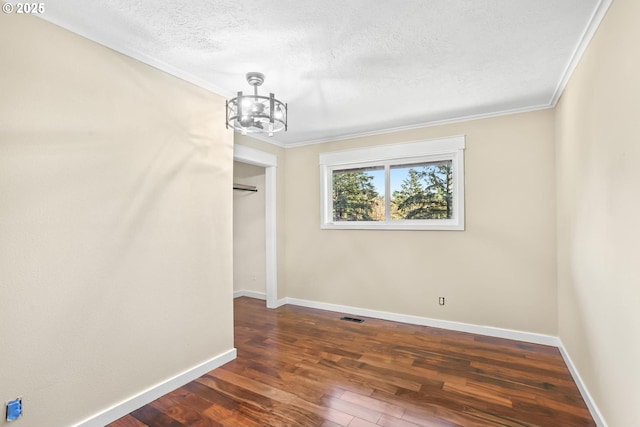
38;0;607;146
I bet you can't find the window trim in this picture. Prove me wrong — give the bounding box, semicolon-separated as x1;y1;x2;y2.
319;135;465;230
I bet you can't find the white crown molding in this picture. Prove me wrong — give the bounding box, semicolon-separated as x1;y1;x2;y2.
36;16;232;99
72;349;237;427
283;103;552;148
549;0;613;106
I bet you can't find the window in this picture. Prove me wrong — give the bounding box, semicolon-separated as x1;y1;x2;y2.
320;136;465;230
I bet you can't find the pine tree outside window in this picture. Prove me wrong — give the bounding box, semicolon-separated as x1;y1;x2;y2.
391;161;453;220
332;166;384;221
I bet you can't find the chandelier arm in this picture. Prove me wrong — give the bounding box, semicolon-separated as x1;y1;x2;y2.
269;94;275;124
225;99;229;129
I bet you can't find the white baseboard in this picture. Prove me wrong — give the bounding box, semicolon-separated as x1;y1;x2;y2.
557;340;607;427
233;290;266;300
72;348;237;427
282;297;559;346
273;298;288;308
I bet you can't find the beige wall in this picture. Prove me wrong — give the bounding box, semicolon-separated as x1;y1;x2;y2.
233;162;266;294
556;1;640;426
283;110;557;334
0;13;234;427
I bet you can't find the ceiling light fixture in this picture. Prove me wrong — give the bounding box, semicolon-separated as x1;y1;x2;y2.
226;72;288;137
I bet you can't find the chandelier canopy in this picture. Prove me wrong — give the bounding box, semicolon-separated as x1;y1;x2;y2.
225;72;288;137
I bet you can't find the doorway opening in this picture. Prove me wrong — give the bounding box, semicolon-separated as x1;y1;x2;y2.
233;145;278;308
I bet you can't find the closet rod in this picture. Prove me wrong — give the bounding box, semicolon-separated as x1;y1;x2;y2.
233;183;258;192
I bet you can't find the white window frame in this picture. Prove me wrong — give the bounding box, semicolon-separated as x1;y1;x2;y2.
320;135;465;231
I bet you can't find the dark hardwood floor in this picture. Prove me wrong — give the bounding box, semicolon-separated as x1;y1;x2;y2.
108;297;594;427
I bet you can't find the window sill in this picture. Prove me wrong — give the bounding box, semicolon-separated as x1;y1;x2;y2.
321;221;465;231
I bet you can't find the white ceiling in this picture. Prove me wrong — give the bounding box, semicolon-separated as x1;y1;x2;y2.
38;0;608;146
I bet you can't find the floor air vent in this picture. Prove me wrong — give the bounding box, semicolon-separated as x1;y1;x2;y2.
340;316;364;323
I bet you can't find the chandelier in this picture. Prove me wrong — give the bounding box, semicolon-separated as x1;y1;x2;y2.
225;72;288;137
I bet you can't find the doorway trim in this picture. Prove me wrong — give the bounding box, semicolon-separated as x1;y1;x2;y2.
233;144;278;308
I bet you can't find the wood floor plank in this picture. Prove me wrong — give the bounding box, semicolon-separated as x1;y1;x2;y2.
340;390;405;418
288;397;354;426
107;297;595;427
107;415;149;427
321;395;382;423
200;403;266;427
377;413;424;427
129;405;189;427
210;367;297;404
149;396;222;427
401;408;468;427
347;417;379;427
